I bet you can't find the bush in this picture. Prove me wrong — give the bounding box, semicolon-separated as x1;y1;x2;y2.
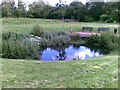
39;31;71;47
105;18;114;23
100;34;118;53
70;35;84;45
2;32;40;60
31;24;44;37
100;14;109;22
84;16;93;22
85;33;118;54
27;14;34;18
2;32;15;40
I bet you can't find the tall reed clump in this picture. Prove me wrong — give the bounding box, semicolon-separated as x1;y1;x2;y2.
31;24;44;37
2;32;40;60
85;33;119;54
39;31;71;47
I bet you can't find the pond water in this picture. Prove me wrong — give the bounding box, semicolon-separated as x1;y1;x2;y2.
40;45;103;61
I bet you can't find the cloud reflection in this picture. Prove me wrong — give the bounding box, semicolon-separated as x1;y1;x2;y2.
41;45;103;61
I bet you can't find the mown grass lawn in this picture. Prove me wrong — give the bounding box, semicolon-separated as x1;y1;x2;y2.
1;55;118;88
2;18;118;34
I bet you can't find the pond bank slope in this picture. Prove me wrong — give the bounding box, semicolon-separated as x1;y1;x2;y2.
2;55;118;88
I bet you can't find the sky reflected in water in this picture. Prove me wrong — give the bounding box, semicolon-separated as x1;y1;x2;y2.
41;45;103;61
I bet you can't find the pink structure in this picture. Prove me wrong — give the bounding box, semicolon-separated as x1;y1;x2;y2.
70;32;100;37
70;32;120;37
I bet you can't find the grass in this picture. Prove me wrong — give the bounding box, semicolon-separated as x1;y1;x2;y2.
2;18;118;34
1;18;119;88
1;55;118;88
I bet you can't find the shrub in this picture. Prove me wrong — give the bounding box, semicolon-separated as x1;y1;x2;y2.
84;16;93;22
31;24;44;37
27;14;34;18
70;35;84;45
2;32;40;60
85;33;118;54
100;14;109;22
39;31;71;47
2;32;15;40
105;18;114;23
2;31;71;59
99;34;118;53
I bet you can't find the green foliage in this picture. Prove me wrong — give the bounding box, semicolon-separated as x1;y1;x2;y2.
70;35;84;45
100;14;109;22
2;31;71;59
99;34;118;53
67;1;87;21
85;33;118;54
2;32;40;60
1;1;15;17
39;31;71;47
88;2;105;21
1;1;119;22
105;18;114;23
84;16;93;22
27;13;34;18
31;24;44;37
104;2;119;23
28;1;45;18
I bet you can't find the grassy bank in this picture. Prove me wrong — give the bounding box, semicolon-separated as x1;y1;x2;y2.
2;55;118;88
2;18;118;34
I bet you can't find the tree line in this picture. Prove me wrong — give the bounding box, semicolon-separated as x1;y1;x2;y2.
0;0;119;23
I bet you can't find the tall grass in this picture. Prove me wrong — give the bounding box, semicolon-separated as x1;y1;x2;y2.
2;32;40;60
30;24;44;36
30;25;71;47
39;31;71;47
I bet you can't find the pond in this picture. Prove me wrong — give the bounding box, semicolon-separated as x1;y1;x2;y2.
40;45;103;61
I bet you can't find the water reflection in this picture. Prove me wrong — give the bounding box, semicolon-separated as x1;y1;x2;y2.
41;45;103;61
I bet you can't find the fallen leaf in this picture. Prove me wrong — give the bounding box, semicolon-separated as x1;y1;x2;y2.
92;66;102;69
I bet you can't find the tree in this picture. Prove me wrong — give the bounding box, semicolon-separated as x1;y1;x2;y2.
13;7;20;18
100;14;109;22
87;1;105;21
103;2;119;22
17;0;26;18
28;0;46;18
0;0;119;23
1;0;15;17
42;4;53;19
65;1;87;21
